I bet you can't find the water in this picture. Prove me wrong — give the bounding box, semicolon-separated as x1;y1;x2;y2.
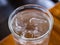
10;9;49;45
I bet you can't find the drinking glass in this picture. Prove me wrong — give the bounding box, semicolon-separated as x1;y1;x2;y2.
8;4;54;45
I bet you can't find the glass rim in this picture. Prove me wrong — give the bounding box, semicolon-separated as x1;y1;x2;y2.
8;4;54;41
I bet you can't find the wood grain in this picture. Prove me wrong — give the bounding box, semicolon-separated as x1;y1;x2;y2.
49;2;60;19
0;34;15;45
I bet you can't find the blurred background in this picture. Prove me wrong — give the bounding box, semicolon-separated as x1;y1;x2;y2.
0;0;59;41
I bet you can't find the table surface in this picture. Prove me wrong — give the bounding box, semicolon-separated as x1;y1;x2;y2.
0;2;60;45
0;0;55;40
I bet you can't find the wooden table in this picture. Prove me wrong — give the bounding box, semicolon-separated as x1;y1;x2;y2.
0;2;60;45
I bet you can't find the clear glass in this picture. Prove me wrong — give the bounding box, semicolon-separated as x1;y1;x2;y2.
8;4;54;45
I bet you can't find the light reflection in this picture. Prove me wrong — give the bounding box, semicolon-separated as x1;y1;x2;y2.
37;0;55;9
0;0;8;6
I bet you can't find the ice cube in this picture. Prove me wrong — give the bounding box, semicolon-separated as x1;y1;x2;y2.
29;18;46;26
24;31;33;38
33;29;41;38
